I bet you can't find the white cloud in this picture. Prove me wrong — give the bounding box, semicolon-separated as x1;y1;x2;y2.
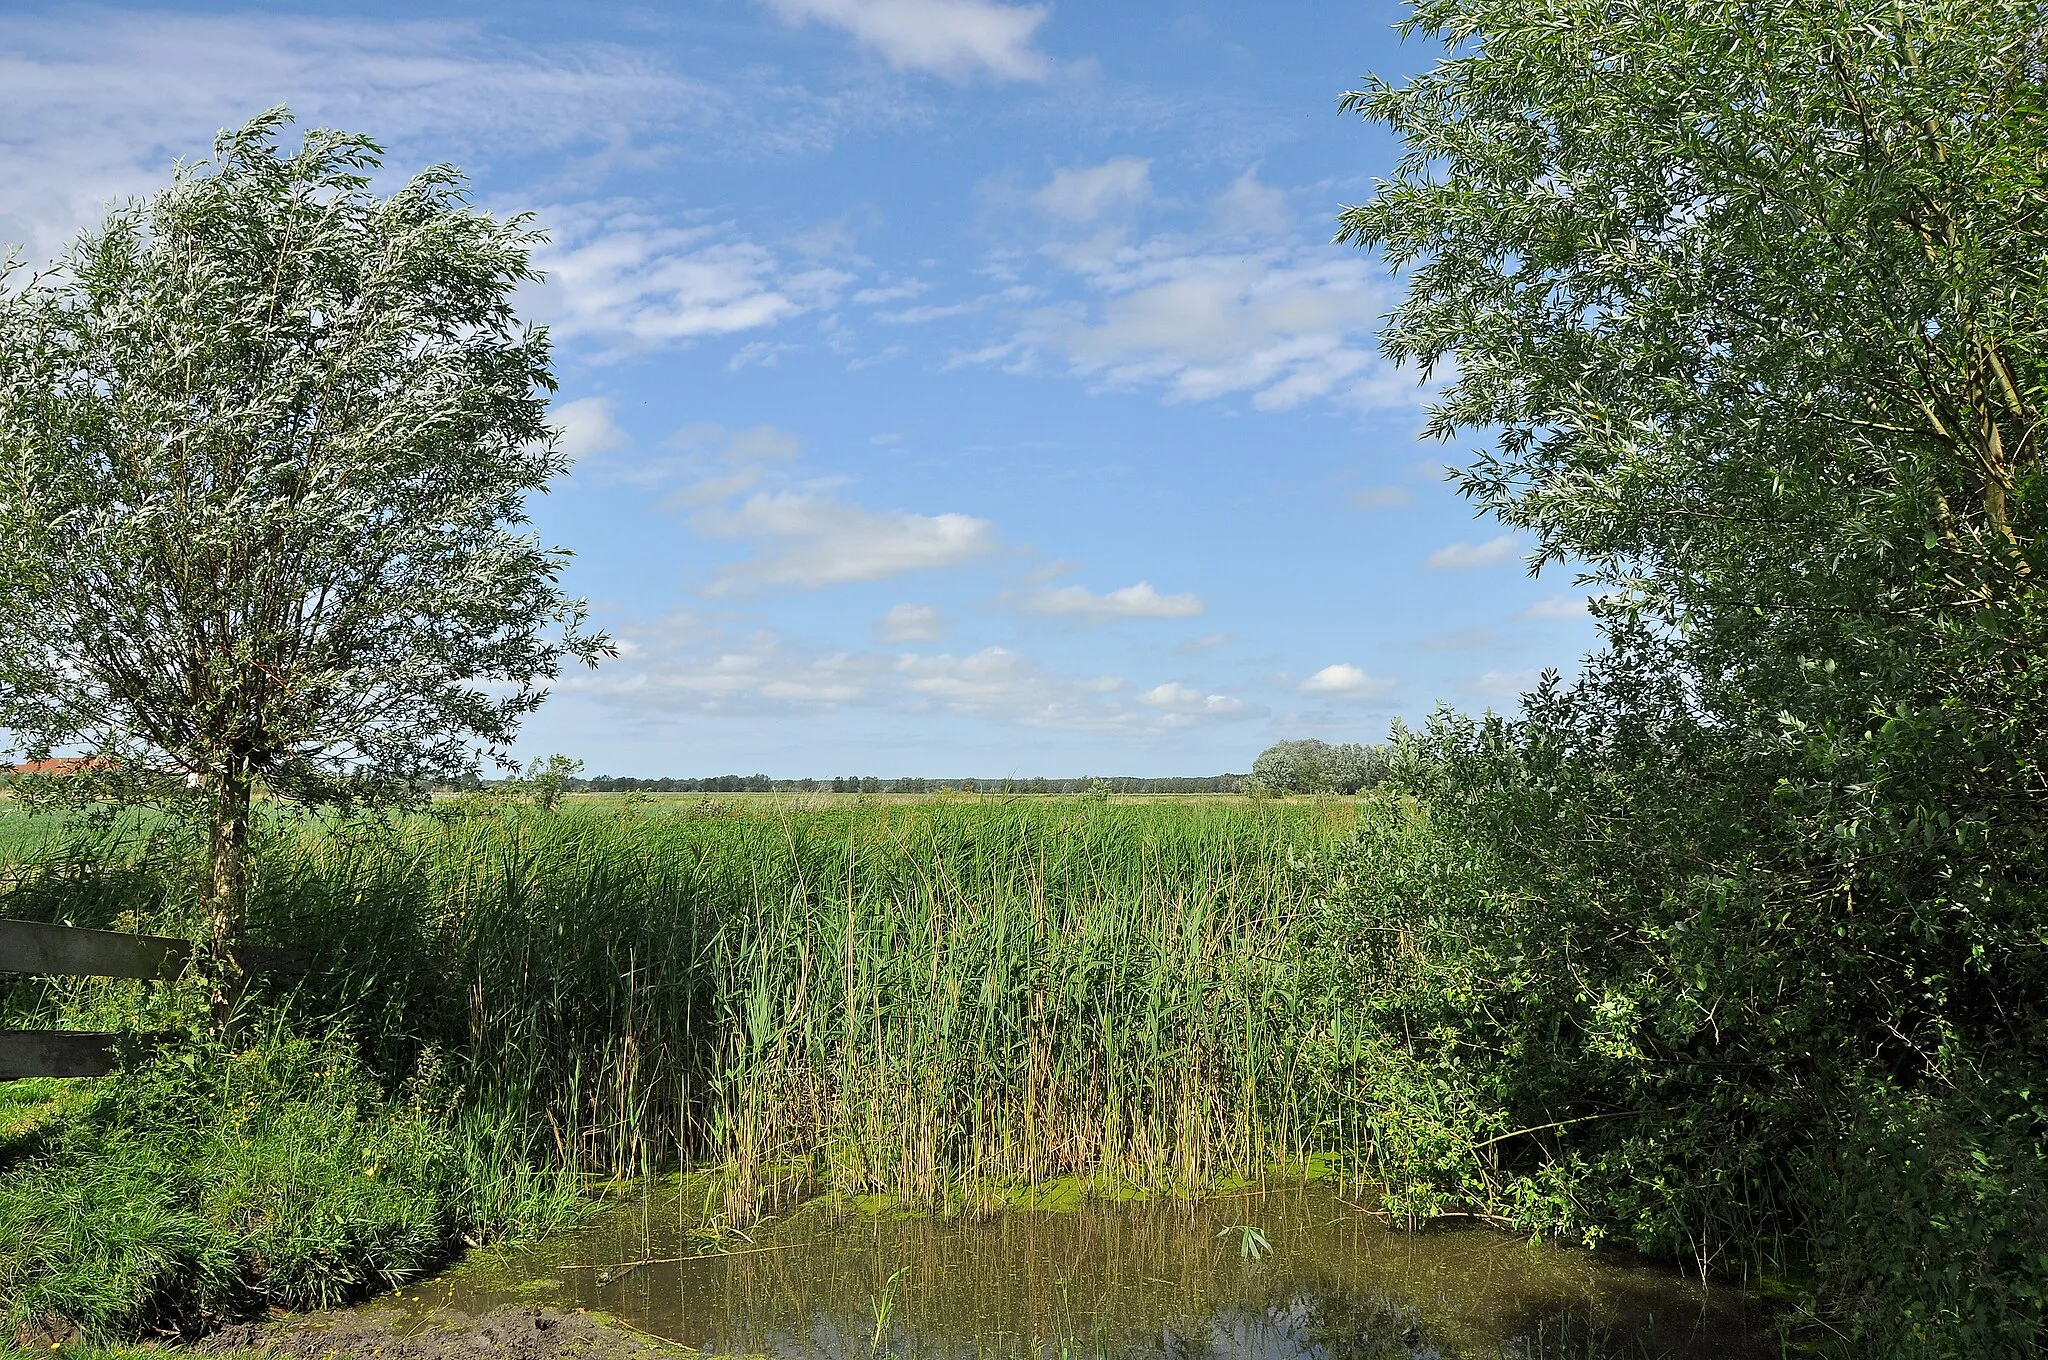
0;12;799;266
763;0;1052;82
1212;166;1289;235
571;617;1257;734
586;420;801;490
878;301;981;324
702;492;997;593
1426;534;1523;570
896;647;1132;729
1017;246;1412;413
1464;668;1544;701
1523;594;1591;620
1300;664;1398;700
878;603;946;643
563;617;886;714
1138;683;1251;724
1025;580;1205;622
553;396;630;463
1350;485;1413;511
727;340;801;371
1175;632;1232;655
1034;158;1152;223
531;203;851;358
853;279;932;304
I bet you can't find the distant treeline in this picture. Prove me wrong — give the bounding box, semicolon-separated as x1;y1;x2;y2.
486;774;1249;795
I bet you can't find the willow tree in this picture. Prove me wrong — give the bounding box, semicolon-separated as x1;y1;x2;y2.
1341;2;2047;1348
0;110;606;957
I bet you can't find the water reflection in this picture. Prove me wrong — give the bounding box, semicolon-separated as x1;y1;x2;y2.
403;1183;1773;1359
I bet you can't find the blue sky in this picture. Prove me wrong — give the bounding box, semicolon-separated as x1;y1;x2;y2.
3;1;1596;778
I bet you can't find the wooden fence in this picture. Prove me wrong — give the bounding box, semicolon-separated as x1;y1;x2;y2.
0;918;307;1079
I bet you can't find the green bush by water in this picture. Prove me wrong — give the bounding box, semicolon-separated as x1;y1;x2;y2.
0;1021;577;1340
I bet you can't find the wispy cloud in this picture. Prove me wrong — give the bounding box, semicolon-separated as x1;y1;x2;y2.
896;647;1131;729
702;493;997;593
977;233;1414;413
877;602;947;643
1522;594;1590;620
763;0;1053;82
1350;485;1413;511
1211;165;1290;235
1025;580;1204;622
853;279;933;305
1426;534;1522;571
0;11;834;264
563;616;884;714
1464;668;1543;701
1034;157;1151;222
531;202;852;358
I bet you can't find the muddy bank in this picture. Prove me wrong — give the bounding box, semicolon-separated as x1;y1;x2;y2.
201;1304;699;1360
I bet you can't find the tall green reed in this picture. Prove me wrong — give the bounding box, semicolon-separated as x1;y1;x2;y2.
246;797;1358;1214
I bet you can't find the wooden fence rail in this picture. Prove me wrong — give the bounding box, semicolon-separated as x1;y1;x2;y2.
0;917;308;1079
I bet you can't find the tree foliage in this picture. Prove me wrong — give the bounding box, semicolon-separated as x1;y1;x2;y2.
1247;739;1389;795
1340;2;2048;1351
0;111;606;945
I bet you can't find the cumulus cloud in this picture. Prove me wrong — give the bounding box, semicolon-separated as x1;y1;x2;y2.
1523;594;1591;620
1350;485;1413;511
1025;580;1205;622
552;396;630;463
878;602;946;643
763;0;1053;82
530;202;851;358
1299;664;1398;700
702;493;997;593
1426;534;1523;570
1137;683;1253;724
1034;158;1152;222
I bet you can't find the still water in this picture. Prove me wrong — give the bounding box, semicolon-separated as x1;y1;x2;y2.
400;1182;1776;1359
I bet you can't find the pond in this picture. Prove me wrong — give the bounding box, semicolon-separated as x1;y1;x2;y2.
393;1181;1778;1359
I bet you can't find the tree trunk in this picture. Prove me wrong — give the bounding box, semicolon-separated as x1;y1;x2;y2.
205;757;253;1024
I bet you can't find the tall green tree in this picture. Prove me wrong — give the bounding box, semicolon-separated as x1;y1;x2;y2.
1342;2;2047;1349
0;111;607;956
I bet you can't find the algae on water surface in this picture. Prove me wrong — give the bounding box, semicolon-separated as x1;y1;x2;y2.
397;1182;1776;1359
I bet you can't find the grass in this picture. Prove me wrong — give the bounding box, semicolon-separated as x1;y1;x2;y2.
0;1021;583;1340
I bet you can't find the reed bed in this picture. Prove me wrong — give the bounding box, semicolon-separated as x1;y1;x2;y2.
233;797;1359;1215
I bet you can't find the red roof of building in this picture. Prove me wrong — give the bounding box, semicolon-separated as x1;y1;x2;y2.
7;758;110;776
